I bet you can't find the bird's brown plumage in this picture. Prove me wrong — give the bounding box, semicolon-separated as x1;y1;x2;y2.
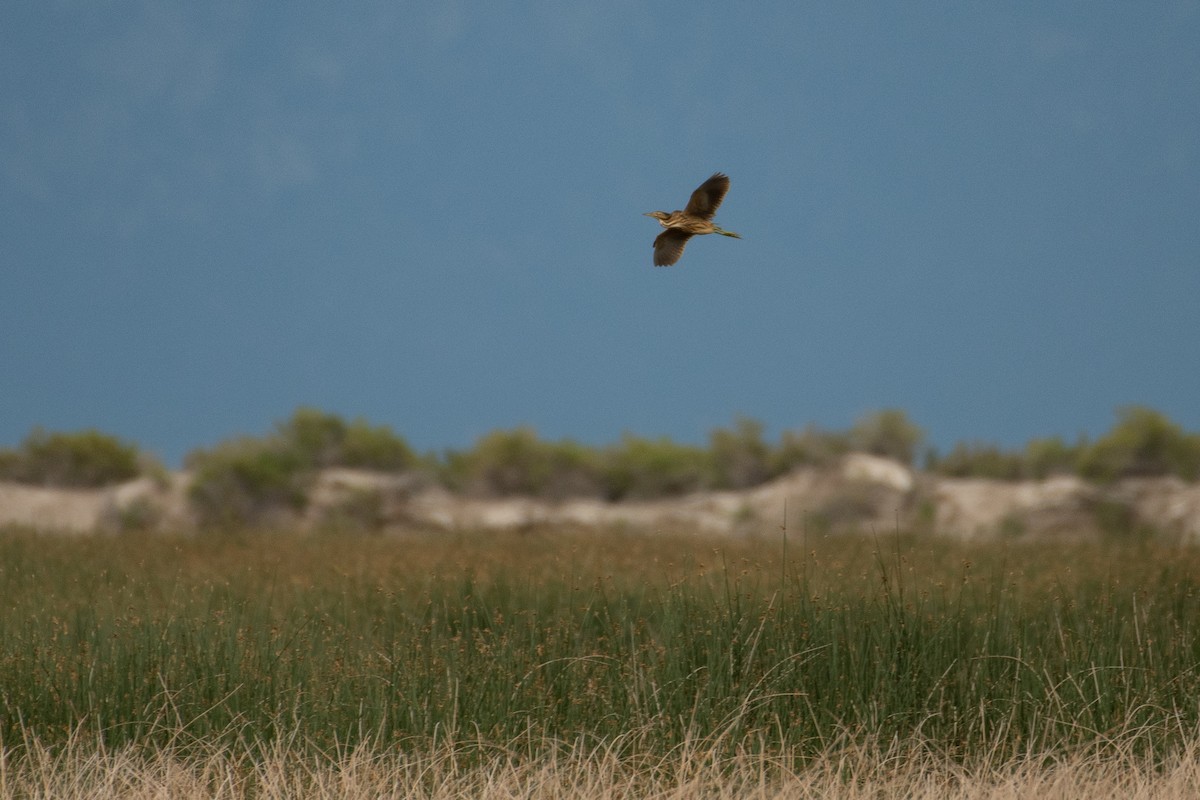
651;228;693;267
683;173;731;221
645;173;740;266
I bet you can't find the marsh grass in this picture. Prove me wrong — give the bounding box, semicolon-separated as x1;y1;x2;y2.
3;524;1200;794
6;722;1200;799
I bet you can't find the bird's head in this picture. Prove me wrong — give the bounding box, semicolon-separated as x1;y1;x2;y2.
643;211;670;221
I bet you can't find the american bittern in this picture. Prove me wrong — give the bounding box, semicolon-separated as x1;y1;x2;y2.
644;172;741;266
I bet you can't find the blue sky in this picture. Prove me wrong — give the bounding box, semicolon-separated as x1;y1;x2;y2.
2;3;1198;466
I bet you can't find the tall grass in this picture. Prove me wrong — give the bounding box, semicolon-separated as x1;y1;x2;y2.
7;729;1200;799
3;525;1200;769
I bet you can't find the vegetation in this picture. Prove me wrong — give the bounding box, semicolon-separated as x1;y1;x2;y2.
925;436;1091;482
709;415;772;489
278;407;416;471
848;407;924;465
440;427;604;499
601;433;714;499
4;407;1200;523
1077;406;1200;482
3;528;1200;794
4;407;1200;793
926;406;1200;483
7;730;1200;799
185;436;311;528
438;418;850;502
0;427;144;487
771;422;851;473
185;408;417;527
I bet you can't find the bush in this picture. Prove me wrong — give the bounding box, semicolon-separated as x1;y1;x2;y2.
184;409;419;527
849;409;924;465
0;428;142;487
1024;436;1083;480
186;438;310;528
925;436;1088;482
601;435;713;500
538;440;606;499
710;417;772;489
277;408;347;468
0;450;20;481
452;428;549;497
340;420;417;471
771;424;850;473
1078;407;1200;482
929;442;1026;481
277;408;415;472
446;428;603;499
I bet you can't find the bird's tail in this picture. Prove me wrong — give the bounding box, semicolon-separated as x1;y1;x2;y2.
714;226;741;239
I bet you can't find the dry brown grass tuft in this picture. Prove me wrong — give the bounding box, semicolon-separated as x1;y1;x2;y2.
5;731;1200;800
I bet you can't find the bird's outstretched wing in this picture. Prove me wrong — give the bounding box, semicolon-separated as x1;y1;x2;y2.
653;228;693;266
683;173;731;221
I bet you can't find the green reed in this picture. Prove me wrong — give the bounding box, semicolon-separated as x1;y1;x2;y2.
2;526;1200;760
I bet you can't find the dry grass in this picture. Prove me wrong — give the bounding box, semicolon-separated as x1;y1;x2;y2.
4;729;1200;799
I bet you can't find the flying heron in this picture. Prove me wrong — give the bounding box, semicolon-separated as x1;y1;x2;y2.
644;172;741;266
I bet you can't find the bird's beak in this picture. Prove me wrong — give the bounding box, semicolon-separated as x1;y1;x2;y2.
642;212;654;217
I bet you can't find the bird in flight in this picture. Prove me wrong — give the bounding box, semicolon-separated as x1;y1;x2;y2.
644;173;741;266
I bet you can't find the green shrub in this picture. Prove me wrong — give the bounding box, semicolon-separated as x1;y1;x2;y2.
185;409;420;527
456;427;551;496
448;428;603;499
186;438;310;528
925;436;1088;482
771;424;850;473
0;450;20;481
601;435;713;500
276;408;415;472
277;407;348;468
849;409;924;465
539;439;605;499
710;417;772;489
929;442;1026;481
340;420;417;471
437;448;473;494
1024;436;1084;480
0;428;141;487
1078;406;1200;482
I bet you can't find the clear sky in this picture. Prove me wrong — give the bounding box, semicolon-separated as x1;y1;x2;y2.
2;3;1198;466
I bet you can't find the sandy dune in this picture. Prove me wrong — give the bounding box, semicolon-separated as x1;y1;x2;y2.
3;454;1200;541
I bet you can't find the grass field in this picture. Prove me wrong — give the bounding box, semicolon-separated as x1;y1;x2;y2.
3;524;1200;797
